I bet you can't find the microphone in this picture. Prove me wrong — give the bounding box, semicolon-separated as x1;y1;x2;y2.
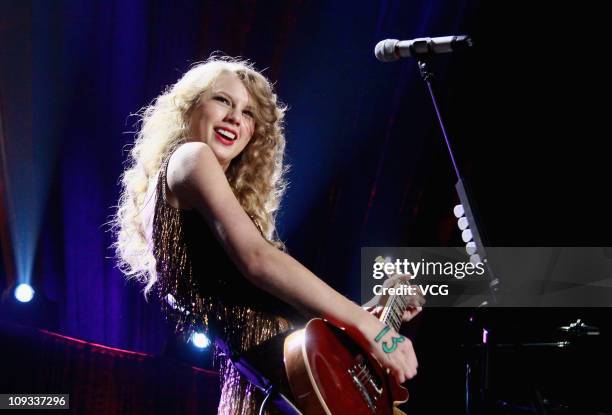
375;35;473;62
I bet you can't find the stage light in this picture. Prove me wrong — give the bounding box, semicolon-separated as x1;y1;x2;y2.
190;332;210;349
14;283;34;303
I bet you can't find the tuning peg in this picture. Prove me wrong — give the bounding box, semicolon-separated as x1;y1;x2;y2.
466;241;477;255
458;217;469;230
469;253;482;264
453;204;465;218
462;229;473;243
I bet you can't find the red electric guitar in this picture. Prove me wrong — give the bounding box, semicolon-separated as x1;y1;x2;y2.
283;259;418;414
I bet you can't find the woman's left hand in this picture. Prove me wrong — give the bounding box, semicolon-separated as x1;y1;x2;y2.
364;304;422;323
363;273;425;323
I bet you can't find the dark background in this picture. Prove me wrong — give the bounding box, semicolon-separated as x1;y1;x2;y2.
1;1;610;413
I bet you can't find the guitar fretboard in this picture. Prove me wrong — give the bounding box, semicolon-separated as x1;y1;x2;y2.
380;293;409;332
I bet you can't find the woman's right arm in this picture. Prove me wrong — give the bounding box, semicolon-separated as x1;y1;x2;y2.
167;142;418;383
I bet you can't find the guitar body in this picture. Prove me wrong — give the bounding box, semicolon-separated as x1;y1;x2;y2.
284;318;409;415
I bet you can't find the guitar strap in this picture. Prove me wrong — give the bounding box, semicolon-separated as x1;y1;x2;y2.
222;330;303;415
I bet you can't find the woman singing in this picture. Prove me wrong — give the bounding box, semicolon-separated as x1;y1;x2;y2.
113;56;419;414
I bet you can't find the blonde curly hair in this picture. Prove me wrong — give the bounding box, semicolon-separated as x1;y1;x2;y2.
112;56;288;297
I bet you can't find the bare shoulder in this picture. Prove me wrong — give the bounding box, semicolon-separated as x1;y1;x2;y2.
166;141;222;209
166;142;225;211
164;141;266;265
168;142;216;181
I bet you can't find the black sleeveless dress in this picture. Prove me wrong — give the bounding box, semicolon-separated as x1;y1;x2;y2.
151;157;302;414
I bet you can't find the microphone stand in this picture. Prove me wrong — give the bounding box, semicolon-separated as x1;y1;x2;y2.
415;57;499;304
414;57;498;415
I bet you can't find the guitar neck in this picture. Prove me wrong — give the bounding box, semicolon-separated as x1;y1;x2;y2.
379;294;409;332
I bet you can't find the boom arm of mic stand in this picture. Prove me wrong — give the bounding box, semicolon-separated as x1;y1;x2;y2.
416;57;499;306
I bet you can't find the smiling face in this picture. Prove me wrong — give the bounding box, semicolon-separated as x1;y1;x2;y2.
189;71;256;171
